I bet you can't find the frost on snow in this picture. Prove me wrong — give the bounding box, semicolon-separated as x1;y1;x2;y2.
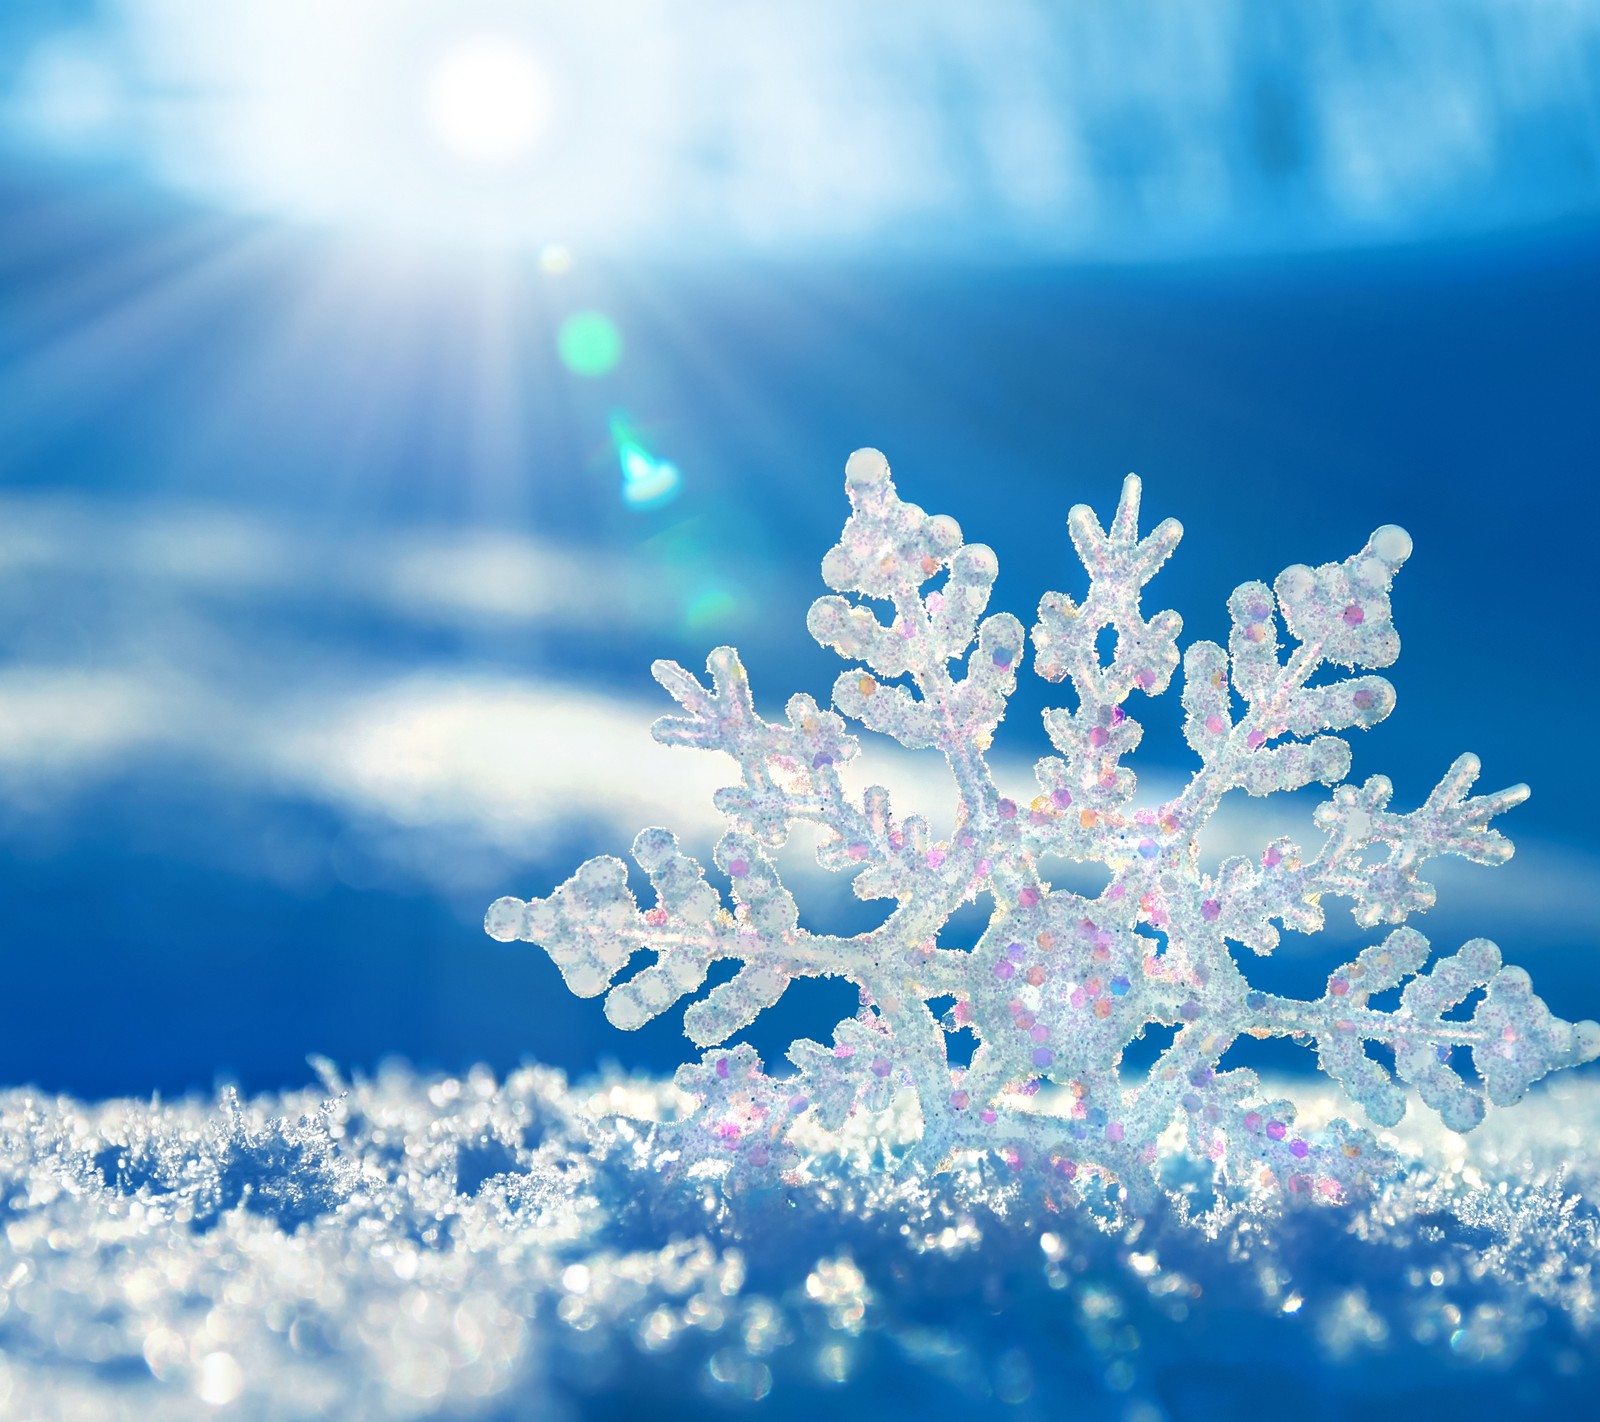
487;449;1599;1204
10;1068;1600;1419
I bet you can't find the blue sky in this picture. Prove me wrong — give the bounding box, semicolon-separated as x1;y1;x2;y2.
0;2;1598;1096
7;1;1600;257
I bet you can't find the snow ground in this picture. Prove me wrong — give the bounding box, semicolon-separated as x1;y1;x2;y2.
2;1064;1598;1420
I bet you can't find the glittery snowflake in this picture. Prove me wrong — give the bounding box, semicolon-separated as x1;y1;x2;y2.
486;449;1598;1205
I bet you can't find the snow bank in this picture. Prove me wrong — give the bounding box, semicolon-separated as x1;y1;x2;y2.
2;1063;1598;1420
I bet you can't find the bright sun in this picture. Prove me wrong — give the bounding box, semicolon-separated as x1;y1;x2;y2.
426;39;551;166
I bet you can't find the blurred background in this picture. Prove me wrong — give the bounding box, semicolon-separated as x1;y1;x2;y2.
0;0;1597;1100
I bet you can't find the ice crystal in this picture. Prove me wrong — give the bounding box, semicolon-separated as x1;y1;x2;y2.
486;449;1598;1204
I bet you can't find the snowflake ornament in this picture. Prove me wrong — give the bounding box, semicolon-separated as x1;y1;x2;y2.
486;449;1599;1205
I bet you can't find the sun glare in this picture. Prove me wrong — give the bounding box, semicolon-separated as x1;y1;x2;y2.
426;39;551;166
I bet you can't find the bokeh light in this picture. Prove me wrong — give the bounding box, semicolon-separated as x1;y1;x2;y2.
558;312;623;377
538;243;573;275
684;584;740;629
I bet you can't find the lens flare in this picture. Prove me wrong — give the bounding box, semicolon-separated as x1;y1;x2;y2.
538;244;573;275
426;39;550;166
610;415;681;510
684;585;741;628
558;312;622;377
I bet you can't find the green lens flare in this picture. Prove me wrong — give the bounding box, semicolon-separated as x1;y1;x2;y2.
684;585;741;629
610;414;681;509
557;312;622;376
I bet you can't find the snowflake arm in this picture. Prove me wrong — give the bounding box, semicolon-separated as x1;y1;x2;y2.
1024;474;1183;858
651;649;869;850
1206;751;1532;957
809;449;1022;800
1271;929;1600;1133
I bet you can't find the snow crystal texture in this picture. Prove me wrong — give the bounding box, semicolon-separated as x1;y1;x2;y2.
4;1065;1600;1420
